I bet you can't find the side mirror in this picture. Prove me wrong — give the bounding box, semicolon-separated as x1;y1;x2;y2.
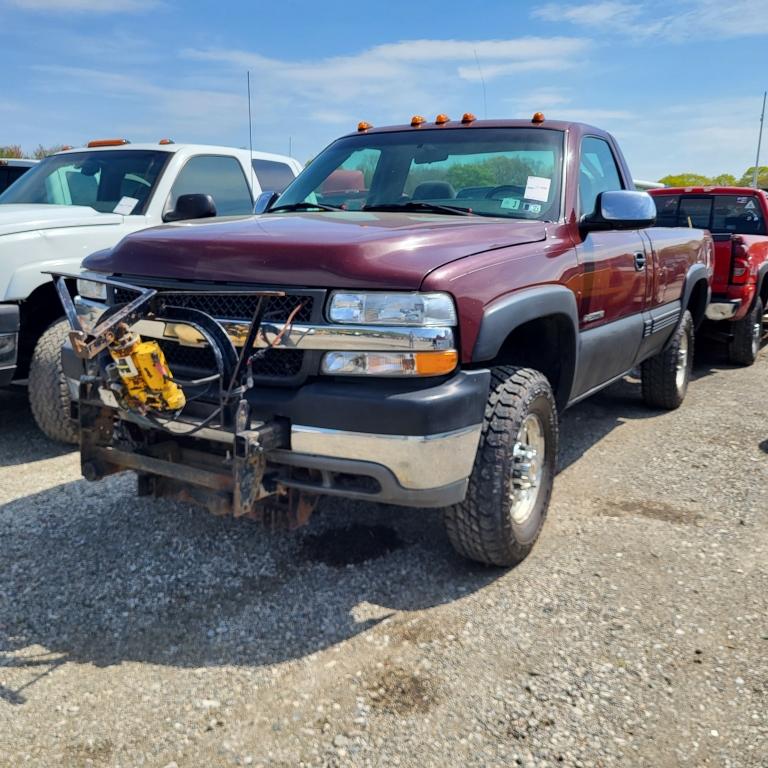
581;190;656;232
163;193;217;223
254;190;279;214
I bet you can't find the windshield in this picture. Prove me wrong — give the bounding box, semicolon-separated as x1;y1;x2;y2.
0;149;170;215
653;193;766;235
275;127;564;220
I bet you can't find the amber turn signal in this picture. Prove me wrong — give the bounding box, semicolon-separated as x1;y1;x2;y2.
461;112;476;124
531;112;545;124
411;115;426;127
413;350;459;375
357;121;372;132
435;113;450;125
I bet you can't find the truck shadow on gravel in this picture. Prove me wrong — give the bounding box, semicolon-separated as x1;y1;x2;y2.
0;473;500;702
0;349;746;702
0;388;75;466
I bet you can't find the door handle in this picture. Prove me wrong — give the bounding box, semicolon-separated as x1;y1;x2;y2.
634;251;646;271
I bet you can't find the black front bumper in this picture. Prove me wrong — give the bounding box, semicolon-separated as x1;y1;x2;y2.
0;304;20;386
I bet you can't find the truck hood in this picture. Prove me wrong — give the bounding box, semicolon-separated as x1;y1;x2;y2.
0;204;123;237
84;211;547;289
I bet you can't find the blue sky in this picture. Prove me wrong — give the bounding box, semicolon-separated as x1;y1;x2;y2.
1;0;767;180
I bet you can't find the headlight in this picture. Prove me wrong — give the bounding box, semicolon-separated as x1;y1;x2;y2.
77;278;107;301
327;291;457;326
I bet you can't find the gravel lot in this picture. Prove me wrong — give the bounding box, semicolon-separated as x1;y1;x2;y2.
1;343;767;767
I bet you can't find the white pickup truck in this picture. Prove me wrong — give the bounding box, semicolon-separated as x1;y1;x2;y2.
0;139;301;441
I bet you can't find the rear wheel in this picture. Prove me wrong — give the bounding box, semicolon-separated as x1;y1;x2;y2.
641;310;694;410
444;366;557;567
728;297;763;366
28;318;78;444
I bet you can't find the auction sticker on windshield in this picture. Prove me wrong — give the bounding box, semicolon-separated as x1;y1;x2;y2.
524;176;551;202
113;196;139;215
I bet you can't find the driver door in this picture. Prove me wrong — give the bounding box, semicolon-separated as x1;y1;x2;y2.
572;136;648;397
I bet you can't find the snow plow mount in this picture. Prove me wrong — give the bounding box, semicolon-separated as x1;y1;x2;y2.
48;271;320;524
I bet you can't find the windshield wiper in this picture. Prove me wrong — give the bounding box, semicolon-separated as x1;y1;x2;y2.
363;202;475;216
269;201;344;213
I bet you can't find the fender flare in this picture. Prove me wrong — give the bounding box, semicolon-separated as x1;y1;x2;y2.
754;261;768;309
471;285;579;407
681;262;710;327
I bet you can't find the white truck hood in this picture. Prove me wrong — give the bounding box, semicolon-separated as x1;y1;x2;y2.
0;204;123;237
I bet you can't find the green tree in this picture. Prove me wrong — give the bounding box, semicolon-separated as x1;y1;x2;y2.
658;173;712;187
710;173;737;186
32;144;67;159
0;145;23;159
737;166;768;188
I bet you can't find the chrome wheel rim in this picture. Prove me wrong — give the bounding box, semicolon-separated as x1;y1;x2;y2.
675;332;689;391
510;414;545;525
751;319;761;357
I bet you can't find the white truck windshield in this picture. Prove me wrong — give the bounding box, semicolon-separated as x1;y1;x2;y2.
0;149;170;215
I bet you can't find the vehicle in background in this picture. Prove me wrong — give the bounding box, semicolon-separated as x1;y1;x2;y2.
0;139;301;442
0;158;37;194
651;187;768;365
634;179;665;191
53;114;712;567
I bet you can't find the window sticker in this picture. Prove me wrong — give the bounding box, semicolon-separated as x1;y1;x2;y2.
745;199;756;210
501;197;520;210
113;196;140;215
524;176;551;202
523;202;542;214
737;197;748;203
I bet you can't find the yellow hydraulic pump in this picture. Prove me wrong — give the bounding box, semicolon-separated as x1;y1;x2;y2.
108;329;186;412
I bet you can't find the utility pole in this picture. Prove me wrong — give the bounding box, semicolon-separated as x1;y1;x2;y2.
752;91;766;188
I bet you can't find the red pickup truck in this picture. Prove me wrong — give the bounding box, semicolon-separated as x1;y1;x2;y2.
651;187;768;365
53;115;713;566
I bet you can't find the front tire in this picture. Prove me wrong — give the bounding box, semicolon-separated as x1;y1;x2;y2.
728;297;763;366
28;318;78;444
444;366;558;567
641;310;693;410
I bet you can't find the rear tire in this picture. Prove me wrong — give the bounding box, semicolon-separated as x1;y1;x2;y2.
28;319;78;444
728;297;763;366
641;310;693;411
444;366;557;567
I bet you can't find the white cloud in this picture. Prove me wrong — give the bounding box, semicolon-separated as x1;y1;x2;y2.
5;0;157;10
534;0;768;40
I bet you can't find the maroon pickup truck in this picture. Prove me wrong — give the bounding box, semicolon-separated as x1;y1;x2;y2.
651;187;768;365
54;114;713;566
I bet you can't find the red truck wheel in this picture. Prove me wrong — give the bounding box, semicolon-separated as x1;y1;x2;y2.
728;297;764;366
444;366;557;567
641;310;694;410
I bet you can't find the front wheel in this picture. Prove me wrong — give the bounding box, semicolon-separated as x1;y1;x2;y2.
444;366;558;567
728;297;763;366
28;318;78;444
641;309;694;410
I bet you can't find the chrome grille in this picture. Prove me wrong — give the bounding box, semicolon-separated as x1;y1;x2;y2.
111;286;319;385
113;288;314;323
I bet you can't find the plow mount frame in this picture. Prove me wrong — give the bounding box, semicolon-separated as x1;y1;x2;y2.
48;271;319;524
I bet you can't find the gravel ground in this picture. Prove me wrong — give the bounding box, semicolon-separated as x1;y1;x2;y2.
1;342;767;767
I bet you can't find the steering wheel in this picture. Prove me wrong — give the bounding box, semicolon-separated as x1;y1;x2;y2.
485;184;526;200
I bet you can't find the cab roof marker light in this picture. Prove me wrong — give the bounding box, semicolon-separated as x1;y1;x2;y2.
435;114;450;125
531;112;545;124
461;112;476;124
87;138;130;148
411;115;426;127
158;138;175;145
357;121;372;132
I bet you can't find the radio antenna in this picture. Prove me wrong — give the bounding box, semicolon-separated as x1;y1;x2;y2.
752;90;766;189
247;71;256;194
473;48;488;119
